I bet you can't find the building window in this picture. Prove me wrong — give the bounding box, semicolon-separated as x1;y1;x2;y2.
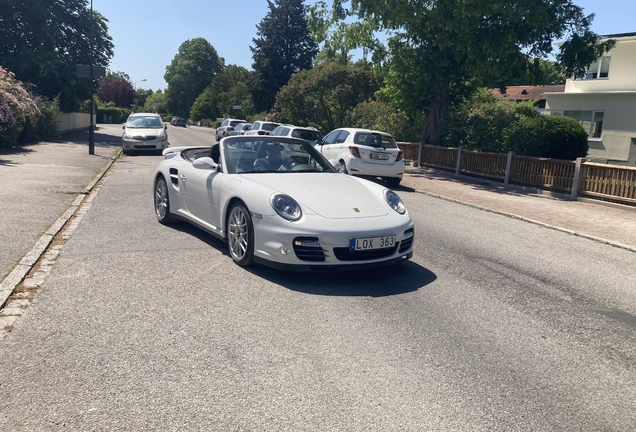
575;56;611;80
563;110;604;138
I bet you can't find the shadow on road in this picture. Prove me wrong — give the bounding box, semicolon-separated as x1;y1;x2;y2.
166;218;436;298
252;260;436;297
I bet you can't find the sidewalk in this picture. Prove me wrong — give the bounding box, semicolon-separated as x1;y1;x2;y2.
401;165;636;252
0;125;122;307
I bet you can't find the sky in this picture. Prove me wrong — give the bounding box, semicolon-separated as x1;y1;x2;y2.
96;0;636;92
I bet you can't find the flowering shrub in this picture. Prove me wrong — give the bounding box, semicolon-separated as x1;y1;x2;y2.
0;66;41;148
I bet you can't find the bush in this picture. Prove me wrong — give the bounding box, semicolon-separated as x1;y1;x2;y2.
0;66;40;148
507;115;588;160
346;100;423;142
34;95;61;141
97;105;131;124
436;89;540;152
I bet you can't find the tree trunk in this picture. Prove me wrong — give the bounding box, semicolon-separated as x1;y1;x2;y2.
420;83;451;145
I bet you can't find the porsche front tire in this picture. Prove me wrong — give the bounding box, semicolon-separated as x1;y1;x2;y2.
154;176;173;225
227;202;254;267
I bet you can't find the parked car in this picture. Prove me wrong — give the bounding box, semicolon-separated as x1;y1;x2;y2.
229;122;253;136
315;128;404;187
216;118;247;140
153;136;414;270
245;120;280;136
175;117;187;127
121;112;169;155
270;125;322;145
170;117;178;125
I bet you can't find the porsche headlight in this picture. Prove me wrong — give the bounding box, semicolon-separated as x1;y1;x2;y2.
384;189;406;214
270;193;302;221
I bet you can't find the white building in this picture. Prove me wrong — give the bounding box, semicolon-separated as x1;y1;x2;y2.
546;32;636;166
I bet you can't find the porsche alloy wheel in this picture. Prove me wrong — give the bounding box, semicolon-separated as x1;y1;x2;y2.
227;202;254;266
154;176;172;225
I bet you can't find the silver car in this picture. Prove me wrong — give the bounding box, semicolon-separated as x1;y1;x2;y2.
121;113;169;155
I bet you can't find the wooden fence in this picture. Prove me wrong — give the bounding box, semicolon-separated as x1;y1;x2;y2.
396;142;636;206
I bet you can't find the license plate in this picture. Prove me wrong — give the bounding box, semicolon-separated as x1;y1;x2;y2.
350;235;396;251
370;152;390;160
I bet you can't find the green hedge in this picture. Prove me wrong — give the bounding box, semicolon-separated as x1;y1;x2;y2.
506;115;589;160
97;106;131;124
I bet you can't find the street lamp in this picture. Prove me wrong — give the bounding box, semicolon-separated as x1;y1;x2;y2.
133;78;147;90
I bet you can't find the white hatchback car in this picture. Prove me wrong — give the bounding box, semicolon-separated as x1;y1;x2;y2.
316;128;404;187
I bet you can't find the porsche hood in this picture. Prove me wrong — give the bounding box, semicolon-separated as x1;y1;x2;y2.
247;173;390;218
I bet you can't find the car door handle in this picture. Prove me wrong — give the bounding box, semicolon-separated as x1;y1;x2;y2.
180;174;186;182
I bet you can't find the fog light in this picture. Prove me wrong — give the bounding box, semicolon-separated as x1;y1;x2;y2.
280;247;290;255
294;239;321;248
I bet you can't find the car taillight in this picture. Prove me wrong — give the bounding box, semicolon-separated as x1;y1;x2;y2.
227;127;234;131
396;151;403;162
348;146;361;158
257;131;267;135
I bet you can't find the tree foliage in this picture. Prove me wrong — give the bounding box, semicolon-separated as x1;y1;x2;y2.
310;0;615;144
190;65;252;121
0;0;114;112
0;66;41;147
164;38;224;118
345;99;422;142
143;90;167;114
96;71;135;108
250;0;319;112
437;88;588;159
275;61;378;132
437;89;539;152
134;88;153;111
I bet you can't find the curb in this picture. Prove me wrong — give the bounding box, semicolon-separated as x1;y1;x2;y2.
0;149;121;309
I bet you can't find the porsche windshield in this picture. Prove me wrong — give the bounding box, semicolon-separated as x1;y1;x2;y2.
222;137;338;174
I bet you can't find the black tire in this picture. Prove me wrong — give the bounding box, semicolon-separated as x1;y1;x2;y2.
154;176;173;225
227;202;254;267
340;159;348;174
387;177;401;187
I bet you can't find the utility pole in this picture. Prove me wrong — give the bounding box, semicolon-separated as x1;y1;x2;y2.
89;0;94;155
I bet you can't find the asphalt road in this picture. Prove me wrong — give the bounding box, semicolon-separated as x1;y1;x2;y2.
1;125;635;430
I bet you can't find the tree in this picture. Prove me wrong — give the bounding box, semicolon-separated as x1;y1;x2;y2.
0;0;114;112
346;100;422;142
310;0;615;144
515;58;569;85
250;0;319;112
275;61;378;132
190;65;253;121
437;89;540;152
164;38;224;118
134;88;153;111
96;71;135;108
143;90;167;114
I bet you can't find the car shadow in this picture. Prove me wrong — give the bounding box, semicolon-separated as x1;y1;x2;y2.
167;221;436;297
250;260;436;297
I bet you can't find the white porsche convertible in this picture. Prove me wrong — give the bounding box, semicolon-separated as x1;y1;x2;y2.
153;136;414;271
